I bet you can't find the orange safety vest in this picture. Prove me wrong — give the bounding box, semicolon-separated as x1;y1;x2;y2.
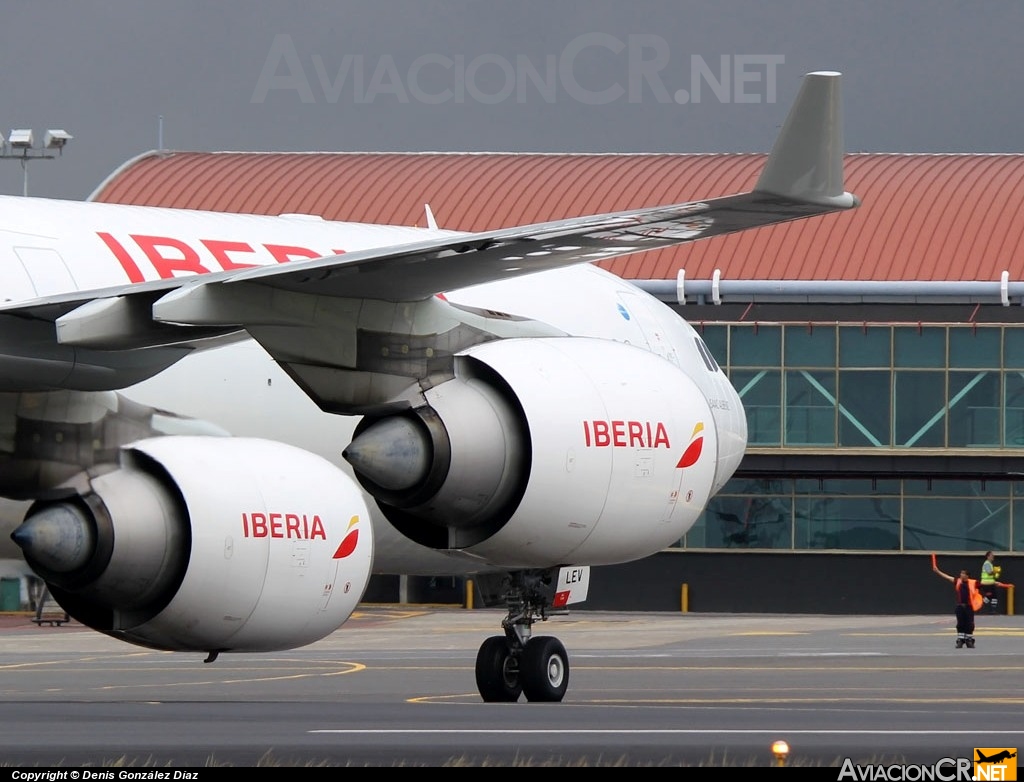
955;577;984;611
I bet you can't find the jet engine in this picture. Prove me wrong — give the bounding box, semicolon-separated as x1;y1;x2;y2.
12;436;374;655
344;337;721;568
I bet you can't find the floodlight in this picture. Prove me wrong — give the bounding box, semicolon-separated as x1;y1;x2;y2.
1;125;73;196
44;129;72;150
8;129;34;149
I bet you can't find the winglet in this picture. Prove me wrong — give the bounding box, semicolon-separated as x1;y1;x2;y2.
424;203;439;230
755;71;859;209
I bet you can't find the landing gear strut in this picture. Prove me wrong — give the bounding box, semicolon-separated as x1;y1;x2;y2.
474;570;570;703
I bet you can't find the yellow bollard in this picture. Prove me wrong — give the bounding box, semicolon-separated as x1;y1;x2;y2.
681;583;689;613
465;578;474;610
1007;583;1014;616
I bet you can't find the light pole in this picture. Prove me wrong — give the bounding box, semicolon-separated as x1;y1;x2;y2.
0;128;73;196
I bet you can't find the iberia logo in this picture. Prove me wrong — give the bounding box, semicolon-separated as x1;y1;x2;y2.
676;422;704;469
332;515;361;559
975;748;1017;780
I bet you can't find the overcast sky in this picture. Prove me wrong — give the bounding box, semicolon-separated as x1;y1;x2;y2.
1;0;1021;201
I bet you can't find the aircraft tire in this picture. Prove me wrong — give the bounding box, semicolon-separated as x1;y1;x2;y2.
475;635;522;702
521;635;569;703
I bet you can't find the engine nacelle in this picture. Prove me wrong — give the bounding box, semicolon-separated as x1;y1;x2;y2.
345;337;720;568
13;436;373;654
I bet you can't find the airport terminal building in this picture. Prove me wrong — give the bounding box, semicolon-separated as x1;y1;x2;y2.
90;150;1024;613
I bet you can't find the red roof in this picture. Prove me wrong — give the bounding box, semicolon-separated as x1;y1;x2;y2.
91;152;1024;282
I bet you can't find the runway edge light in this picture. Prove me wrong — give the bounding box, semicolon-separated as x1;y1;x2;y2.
772;739;790;767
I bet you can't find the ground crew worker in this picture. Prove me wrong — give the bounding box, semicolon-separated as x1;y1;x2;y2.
933;563;980;648
980;551;1000;614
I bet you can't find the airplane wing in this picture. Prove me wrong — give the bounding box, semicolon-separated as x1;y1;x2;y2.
216;70;854;302
0;71;857;407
